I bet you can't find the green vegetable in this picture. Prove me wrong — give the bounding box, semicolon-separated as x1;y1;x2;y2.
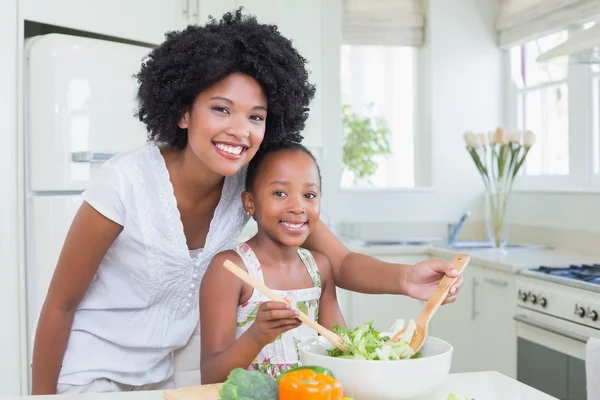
327;322;418;361
447;393;474;400
275;365;334;384
218;368;278;400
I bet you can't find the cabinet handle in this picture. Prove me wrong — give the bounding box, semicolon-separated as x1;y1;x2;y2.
472;277;479;320
71;151;116;163
484;278;508;287
191;0;199;19
182;0;189;18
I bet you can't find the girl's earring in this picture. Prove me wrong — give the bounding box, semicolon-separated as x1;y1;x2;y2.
245;211;252;216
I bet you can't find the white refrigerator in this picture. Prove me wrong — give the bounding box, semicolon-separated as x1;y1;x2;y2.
23;33;151;360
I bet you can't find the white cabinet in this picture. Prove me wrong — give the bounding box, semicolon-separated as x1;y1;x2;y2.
233;0;325;148
22;0;174;45
337;254;426;332
173;0;238;29
433;264;481;373
434;261;517;378
475;267;517;378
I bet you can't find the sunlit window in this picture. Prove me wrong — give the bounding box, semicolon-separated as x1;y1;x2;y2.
340;45;416;188
510;31;569;176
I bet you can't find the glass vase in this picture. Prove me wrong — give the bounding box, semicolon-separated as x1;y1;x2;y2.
484;186;512;248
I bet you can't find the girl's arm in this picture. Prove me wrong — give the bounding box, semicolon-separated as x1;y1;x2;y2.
311;251;345;330
302;220;462;303
199;251;300;384
31;203;122;394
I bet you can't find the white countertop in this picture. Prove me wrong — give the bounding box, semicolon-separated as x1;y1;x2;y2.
0;372;557;400
349;242;600;274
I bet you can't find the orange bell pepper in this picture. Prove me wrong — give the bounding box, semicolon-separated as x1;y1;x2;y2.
278;369;344;400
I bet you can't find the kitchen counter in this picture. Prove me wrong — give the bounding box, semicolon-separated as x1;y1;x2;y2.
0;371;557;400
348;242;600;274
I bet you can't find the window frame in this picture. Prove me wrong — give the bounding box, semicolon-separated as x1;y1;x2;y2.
505;30;597;192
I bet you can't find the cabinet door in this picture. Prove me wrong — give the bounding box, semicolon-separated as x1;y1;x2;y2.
236;0;323;148
474;267;517;378
339;255;426;331
433;264;482;373
22;0;173;45
174;0;238;29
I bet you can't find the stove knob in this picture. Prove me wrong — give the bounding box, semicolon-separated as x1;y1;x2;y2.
519;291;528;302
576;306;586;318
589;310;599;322
540;297;547;307
531;295;538;304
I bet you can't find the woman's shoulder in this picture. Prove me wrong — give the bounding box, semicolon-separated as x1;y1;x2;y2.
102;143;155;171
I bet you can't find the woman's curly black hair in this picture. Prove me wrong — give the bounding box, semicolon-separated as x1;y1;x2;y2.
134;7;316;149
245;142;322;191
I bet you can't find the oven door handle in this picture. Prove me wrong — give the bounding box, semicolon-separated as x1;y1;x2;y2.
513;314;589;344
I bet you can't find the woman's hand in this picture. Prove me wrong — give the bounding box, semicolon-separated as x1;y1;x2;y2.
404;258;463;304
248;299;301;347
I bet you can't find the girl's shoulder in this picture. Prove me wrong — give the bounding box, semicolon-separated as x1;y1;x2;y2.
300;248;334;284
300;248;330;269
205;248;247;276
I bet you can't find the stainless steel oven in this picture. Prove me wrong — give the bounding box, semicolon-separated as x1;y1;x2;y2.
514;266;600;400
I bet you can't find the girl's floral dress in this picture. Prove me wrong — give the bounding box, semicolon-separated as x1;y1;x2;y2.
233;242;321;379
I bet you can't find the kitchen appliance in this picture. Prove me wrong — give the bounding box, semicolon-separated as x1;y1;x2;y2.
23;33;150;367
514;264;600;399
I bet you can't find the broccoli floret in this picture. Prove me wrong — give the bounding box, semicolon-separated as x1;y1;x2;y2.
218;368;278;400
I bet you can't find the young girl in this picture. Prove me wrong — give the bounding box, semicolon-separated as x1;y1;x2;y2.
200;142;345;384
31;8;462;395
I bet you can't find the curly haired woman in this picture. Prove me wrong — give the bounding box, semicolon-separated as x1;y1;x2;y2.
31;8;463;394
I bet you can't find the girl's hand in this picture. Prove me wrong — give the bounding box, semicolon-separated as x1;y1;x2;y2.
248;299;301;346
404;258;464;304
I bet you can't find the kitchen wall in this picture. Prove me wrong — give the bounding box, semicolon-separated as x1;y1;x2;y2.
512;192;600;232
321;0;504;231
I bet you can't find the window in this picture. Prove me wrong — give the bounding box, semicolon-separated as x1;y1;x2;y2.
510;30;569;177
507;28;596;190
340;44;416;189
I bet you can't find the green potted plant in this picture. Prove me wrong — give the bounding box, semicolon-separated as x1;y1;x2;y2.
341;104;392;185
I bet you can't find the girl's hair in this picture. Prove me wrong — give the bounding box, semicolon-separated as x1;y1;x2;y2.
135;8;316;149
245;142;322;191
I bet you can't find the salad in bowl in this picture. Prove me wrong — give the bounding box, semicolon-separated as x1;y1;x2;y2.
299;319;453;400
327;319;419;361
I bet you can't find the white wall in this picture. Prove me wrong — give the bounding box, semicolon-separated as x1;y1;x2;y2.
0;0;27;396
511;191;600;232
322;0;503;226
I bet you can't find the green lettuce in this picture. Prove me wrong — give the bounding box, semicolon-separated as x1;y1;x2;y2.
327;320;419;360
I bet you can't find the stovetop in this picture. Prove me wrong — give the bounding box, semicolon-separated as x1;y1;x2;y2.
533;264;600;283
521;264;600;293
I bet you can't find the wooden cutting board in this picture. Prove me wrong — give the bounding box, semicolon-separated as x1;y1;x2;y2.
163;384;223;400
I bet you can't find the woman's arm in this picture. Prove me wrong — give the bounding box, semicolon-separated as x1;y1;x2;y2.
31;203;123;394
311;251;345;330
200;252;301;384
302;220;462;303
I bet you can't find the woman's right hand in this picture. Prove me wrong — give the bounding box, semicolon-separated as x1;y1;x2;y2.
248;299;301;346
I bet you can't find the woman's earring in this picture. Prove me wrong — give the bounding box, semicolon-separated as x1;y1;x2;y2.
245;211;251;216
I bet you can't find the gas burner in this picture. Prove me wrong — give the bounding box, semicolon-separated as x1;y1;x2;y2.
532;264;600;285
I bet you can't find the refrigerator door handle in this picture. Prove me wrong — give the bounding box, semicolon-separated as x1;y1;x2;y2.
71;151;116;163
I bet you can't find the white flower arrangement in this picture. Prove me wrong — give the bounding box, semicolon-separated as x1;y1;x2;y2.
463;127;536;247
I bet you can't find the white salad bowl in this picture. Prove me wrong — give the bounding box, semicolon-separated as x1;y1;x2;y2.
299;334;453;400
